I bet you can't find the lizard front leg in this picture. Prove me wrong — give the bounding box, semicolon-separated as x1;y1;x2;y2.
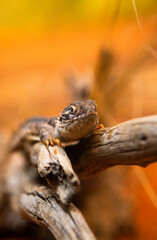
38;124;61;147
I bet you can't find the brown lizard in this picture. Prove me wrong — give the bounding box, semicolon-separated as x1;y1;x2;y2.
10;99;100;151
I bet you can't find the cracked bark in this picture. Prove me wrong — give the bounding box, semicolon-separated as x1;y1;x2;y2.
2;151;96;240
66;115;157;179
1;115;157;239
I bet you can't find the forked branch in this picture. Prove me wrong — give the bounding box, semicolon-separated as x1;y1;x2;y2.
2;115;157;240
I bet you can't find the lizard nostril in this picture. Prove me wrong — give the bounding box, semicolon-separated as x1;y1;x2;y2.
62;114;70;120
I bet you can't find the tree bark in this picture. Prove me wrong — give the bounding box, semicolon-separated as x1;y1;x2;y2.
1;115;157;239
66;115;157;179
3;151;96;240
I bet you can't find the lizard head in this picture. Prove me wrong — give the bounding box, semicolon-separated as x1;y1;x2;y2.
54;99;99;141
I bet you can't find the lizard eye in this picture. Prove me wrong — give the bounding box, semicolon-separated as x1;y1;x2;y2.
70;105;76;114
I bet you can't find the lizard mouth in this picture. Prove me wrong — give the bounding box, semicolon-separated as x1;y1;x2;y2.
58;111;98;125
55;99;99;140
56;111;99;141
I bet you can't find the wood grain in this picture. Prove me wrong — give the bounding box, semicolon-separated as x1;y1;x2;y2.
66;115;157;179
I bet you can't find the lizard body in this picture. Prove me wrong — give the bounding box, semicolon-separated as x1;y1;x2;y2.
10;100;99;150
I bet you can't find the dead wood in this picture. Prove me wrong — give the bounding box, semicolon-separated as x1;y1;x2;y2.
24;115;157;185
22;142;80;205
65;115;157;179
1;114;157;239
3;151;96;240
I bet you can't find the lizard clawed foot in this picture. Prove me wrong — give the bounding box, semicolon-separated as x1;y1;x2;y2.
53;139;61;146
96;124;105;130
42;138;61;147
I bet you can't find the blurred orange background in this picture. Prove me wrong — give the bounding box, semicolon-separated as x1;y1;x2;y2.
0;1;157;239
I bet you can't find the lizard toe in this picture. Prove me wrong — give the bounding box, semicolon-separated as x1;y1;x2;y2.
44;139;50;147
43;138;61;147
49;139;55;146
53;139;61;146
96;124;105;130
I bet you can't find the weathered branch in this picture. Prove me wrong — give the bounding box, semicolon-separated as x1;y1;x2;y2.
20;186;96;240
2;115;157;239
65;115;157;179
28;142;80;204
26;115;157;180
4;152;96;240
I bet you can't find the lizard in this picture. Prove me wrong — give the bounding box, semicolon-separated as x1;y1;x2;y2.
10;99;100;151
